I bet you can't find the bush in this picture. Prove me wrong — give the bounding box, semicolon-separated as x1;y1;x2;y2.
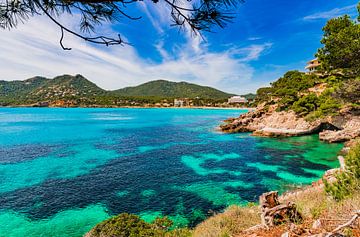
325;142;360;200
292;93;319;115
88;213;190;237
335;78;360;104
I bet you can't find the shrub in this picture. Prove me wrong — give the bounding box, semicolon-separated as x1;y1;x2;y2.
88;213;190;237
325;142;360;200
292;93;319;115
335;78;360;104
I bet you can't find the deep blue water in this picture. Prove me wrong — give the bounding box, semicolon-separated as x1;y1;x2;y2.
0;108;343;237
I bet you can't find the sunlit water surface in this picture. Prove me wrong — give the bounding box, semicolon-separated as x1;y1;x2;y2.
0;108;343;237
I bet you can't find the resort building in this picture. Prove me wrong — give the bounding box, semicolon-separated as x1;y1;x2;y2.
228;96;248;104
174;98;192;107
174;99;184;107
305;58;321;73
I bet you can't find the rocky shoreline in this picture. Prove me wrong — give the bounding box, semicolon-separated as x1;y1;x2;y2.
219;106;360;236
220;104;360;143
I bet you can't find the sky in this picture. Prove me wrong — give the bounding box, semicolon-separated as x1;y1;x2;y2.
0;0;359;94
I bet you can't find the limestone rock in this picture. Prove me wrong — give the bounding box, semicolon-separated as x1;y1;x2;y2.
221;106;360;140
319;116;360;143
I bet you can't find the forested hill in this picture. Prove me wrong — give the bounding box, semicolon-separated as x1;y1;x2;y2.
0;74;105;103
0;75;235;106
112;80;234;99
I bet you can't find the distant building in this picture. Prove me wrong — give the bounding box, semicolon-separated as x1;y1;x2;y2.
305;58;321;73
228;96;248;104
174;99;184;107
174;98;192;107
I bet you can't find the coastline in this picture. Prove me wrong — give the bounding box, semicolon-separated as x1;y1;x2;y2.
0;105;255;110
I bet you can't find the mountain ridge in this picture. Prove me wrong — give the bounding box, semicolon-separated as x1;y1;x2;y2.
111;79;235;99
0;74;239;106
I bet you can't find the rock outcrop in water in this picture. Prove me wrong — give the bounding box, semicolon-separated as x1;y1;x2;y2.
319;115;360;143
220;104;360;142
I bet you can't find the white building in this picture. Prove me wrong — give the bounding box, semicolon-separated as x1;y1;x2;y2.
174;99;185;107
228;96;248;104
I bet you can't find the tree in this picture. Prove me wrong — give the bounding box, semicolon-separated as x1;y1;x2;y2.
291;92;339;116
335;78;360;104
316;11;360;75
0;0;243;50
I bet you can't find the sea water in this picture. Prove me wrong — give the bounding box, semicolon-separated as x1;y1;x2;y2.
0;108;343;237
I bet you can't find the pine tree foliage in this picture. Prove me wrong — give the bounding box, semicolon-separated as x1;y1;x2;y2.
0;0;243;49
325;142;360;201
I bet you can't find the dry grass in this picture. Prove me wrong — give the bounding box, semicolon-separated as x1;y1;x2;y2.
192;205;261;237
193;188;360;237
283;187;360;232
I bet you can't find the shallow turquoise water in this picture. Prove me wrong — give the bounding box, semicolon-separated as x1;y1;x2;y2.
0;108;343;237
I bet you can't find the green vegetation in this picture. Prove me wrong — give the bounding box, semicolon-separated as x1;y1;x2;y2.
325;141;360;201
316;14;360;74
87;206;260;237
84;6;360;236
254;4;360;120
112;80;234;100
87;213;191;237
0;74;105;106
0;75;233;107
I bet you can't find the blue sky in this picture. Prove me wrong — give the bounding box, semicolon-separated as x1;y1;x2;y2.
0;0;359;94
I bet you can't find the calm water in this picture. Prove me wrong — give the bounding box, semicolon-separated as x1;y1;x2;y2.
0;108;343;237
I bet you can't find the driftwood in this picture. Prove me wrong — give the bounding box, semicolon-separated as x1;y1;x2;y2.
259;191;302;227
324;210;360;237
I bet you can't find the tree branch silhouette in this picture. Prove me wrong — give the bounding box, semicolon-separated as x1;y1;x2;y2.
0;0;243;50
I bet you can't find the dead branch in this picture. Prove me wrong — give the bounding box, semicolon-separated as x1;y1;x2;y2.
327;210;360;236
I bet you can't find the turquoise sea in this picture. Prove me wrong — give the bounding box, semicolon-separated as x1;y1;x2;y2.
0;108;343;237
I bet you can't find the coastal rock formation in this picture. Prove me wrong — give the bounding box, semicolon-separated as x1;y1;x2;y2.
221;109;324;137
221;106;360;140
319;116;360;143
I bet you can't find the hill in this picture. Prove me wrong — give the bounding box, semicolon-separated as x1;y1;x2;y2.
0;76;235;106
28;74;105;100
0;74;105;103
112;80;234;99
0;76;49;99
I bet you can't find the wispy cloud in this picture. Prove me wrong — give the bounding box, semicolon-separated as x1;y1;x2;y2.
0;14;271;94
303;4;357;21
227;43;273;62
247;37;262;41
138;1;170;34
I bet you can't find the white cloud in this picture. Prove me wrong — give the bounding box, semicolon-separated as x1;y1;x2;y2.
138;2;170;34
0;13;271;94
303;4;357;21
247;37;262;41
228;43;272;62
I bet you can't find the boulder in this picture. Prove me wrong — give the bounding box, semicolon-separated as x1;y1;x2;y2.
319;129;360;143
